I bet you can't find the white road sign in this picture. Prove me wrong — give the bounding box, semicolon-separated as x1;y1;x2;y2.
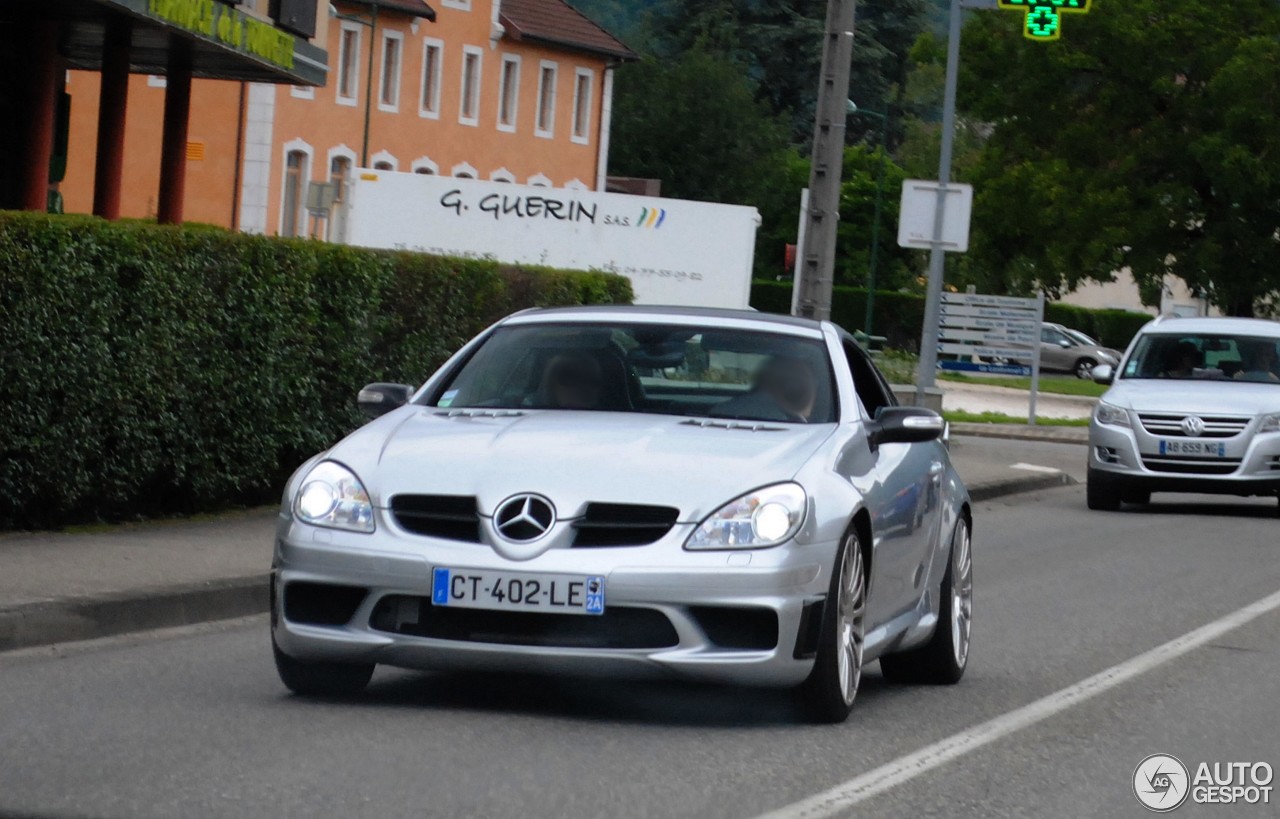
937;290;1046;423
897;180;974;251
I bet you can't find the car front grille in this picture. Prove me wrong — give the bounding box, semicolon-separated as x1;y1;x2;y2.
369;595;680;649
390;495;481;542
1137;413;1249;439
571;503;680;548
1141;455;1242;475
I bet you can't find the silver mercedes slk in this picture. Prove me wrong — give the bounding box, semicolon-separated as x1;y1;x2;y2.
271;306;973;722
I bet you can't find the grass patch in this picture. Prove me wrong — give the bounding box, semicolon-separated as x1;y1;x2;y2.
939;371;1107;398
943;410;1091;427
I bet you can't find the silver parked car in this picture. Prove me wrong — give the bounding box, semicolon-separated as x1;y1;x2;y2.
1088;316;1280;510
271;306;973;722
1037;322;1121;379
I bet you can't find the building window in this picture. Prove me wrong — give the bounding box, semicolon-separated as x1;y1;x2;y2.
379;31;403;112
535;61;558;138
497;55;520;133
441;0;471;9
412;156;439;174
371;151;398;172
337;23;362;106
571;68;594;144
330;156;351;203
459;46;482;126
527;173;552;188
374;161;393;171
282;149;309;238
452;162;478;179
420;38;443;119
291;84;315;100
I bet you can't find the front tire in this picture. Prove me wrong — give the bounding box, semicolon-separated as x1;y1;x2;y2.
1075;357;1097;379
1086;468;1122;511
273;635;375;697
799;529;866;724
880;517;972;685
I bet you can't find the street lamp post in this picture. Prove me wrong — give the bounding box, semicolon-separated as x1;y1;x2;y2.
849;102;891;337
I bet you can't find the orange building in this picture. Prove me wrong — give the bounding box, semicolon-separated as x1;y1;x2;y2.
61;0;634;236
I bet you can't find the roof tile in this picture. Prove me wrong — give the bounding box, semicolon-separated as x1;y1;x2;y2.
500;0;635;61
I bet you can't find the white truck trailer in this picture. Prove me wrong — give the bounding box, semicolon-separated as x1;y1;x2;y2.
336;170;761;309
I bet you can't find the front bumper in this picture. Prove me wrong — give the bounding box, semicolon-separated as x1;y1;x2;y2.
1089;417;1280;496
271;511;837;687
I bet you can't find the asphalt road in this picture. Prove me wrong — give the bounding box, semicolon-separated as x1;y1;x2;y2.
2;486;1279;819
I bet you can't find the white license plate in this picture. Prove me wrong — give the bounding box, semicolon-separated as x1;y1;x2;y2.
1159;440;1227;457
431;568;605;616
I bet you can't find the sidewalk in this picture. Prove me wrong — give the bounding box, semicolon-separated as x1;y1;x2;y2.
940;379;1096;421
0;432;1084;653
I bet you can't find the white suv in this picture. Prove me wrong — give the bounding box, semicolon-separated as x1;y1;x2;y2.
1087;316;1280;510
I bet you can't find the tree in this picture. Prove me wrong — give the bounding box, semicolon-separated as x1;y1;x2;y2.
959;0;1280;315
608;46;790;207
643;0;927;147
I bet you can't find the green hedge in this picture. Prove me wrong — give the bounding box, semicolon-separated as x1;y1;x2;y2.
0;212;631;529
750;280;1152;351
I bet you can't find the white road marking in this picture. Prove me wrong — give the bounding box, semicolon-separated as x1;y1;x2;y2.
755;587;1280;819
1009;462;1063;474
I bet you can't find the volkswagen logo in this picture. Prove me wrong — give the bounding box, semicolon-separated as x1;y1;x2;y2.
494;494;556;543
1181;415;1206;437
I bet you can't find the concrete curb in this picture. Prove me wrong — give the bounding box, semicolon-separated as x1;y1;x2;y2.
951;423;1090;445
0;575;266;653
969;471;1077;502
0;473;1078;654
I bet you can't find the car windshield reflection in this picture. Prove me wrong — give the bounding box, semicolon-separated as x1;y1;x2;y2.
430;322;839;423
1120;333;1280;383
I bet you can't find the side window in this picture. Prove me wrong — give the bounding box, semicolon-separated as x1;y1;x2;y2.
842;340;895;418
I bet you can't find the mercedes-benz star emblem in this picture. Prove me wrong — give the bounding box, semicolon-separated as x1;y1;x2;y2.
1181;415;1205;437
494;494;556;543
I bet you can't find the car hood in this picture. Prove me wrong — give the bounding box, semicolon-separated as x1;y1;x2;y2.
328;408;839;521
1103;379;1280;416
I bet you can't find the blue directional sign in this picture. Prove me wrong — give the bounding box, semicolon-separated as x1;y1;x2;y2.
997;0;1090;41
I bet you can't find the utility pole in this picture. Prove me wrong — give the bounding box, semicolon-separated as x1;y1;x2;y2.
793;0;857;322
914;0;965;401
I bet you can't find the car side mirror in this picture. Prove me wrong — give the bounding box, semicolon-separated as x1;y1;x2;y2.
1091;364;1115;385
869;406;946;447
358;383;414;419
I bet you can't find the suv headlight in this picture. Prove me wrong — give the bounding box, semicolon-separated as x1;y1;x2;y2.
294;461;375;533
1094;401;1131;428
685;483;806;550
1260;413;1280;434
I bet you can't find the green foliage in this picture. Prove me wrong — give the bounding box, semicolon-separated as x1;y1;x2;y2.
751;279;929;350
0;212;631;529
609;47;791;206
943;411;1090;427
751;279;1151;351
938;372;1108;398
959;0;1280;315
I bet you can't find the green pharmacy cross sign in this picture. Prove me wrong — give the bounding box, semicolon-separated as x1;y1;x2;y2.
997;0;1090;41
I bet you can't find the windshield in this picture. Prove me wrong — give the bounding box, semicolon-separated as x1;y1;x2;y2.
1121;333;1280;383
1062;327;1101;347
430;322;838;423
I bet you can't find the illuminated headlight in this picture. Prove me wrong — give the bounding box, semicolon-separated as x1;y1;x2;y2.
1260;413;1280;434
1094;401;1131;428
685;483;806;550
293;461;375;533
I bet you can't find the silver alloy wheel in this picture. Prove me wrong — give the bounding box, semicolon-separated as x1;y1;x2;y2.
950;520;974;668
1076;359;1094;379
836;534;867;705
